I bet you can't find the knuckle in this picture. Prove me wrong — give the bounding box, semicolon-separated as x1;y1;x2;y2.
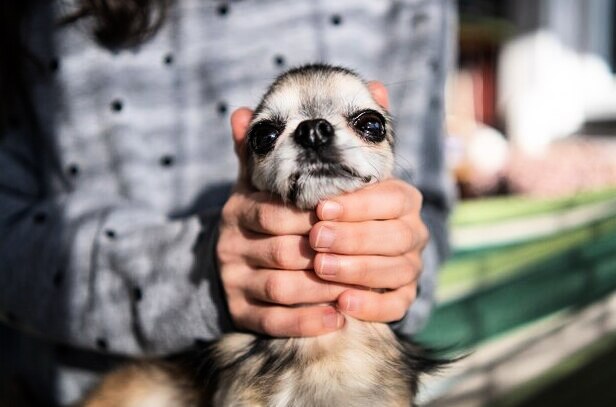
221;200;235;222
390;178;407;191
256;204;276;232
220;265;250;294
216;233;235;265
405;284;418;304
218;266;236;288
392;301;408;322
397;180;415;196
414;189;424;207
405;251;422;269
355;261;371;285
295;316;310;337
227;297;253;330
390;292;413;321
395;221;414;255
264;274;288;304
384;182;406;213
390;180;406;196
401;185;422;214
259;312;280;336
296;312;318;337
394;190;408;216
226;298;244;322
400;262;416;286
270;238;294;269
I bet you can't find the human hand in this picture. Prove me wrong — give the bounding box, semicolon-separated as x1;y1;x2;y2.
308;81;429;324
310;179;429;323
216;108;348;337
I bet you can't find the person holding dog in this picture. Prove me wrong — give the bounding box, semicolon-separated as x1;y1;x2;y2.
0;0;455;404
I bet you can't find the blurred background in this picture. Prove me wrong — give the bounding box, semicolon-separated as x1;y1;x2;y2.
418;0;616;406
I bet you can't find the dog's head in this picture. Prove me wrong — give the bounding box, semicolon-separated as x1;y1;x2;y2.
246;64;394;209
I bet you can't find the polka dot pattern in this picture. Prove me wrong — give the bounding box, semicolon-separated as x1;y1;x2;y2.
53;270;64;287
96;338;109;351
412;12;429;28
132;287;143;301
217;101;228;115
110;99;123;112
274;55;286;67
33;212;47;224
160;155;175;167
67;164;80;177
217;3;229;16
49;58;60;73
1;0;451;359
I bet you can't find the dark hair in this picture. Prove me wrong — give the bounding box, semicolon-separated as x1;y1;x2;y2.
0;1;30;132
61;0;170;48
0;0;170;132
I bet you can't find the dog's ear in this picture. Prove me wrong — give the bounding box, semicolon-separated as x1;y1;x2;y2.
367;81;389;109
230;107;254;184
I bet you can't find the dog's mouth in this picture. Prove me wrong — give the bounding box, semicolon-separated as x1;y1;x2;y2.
286;163;373;204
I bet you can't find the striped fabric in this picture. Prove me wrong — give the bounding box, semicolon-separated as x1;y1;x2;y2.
0;0;455;404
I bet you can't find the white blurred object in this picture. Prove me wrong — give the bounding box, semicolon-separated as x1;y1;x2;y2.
498;31;616;154
467;124;509;177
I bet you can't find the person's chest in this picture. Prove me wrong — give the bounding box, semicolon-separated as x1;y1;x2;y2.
26;0;439;214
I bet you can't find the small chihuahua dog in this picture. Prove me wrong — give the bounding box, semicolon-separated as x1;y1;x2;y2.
83;64;441;407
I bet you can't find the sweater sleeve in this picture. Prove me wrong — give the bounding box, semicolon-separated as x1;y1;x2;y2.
389;0;457;335
0;132;233;356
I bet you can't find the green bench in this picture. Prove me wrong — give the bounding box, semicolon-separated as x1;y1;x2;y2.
418;188;616;351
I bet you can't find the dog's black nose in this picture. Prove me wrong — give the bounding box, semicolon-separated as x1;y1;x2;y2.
294;119;334;149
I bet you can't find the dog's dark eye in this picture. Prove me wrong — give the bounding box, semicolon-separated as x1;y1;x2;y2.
351;110;386;143
248;122;282;156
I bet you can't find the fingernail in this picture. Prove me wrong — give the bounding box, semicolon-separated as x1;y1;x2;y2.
323;309;343;329
345;296;358;312
318;254;339;276
321;201;342;220
314;227;335;249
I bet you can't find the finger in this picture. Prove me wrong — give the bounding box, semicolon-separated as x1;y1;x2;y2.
337;284;417;323
314;253;422;289
367;81;390;109
236;303;345;337
316;179;422;222
238;192;316;235
310;219;418;256
230;107;254;183
246;269;349;306
243;234;314;270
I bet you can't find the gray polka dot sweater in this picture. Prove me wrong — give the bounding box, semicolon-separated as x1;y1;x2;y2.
0;0;456;404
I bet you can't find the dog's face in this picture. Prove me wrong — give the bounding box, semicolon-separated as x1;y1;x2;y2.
246;65;394;209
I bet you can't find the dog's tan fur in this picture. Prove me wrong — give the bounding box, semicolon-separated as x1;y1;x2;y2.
82;319;412;407
212;319;412;407
82;363;200;407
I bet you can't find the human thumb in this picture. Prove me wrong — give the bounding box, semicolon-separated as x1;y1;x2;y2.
230;107;254;184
